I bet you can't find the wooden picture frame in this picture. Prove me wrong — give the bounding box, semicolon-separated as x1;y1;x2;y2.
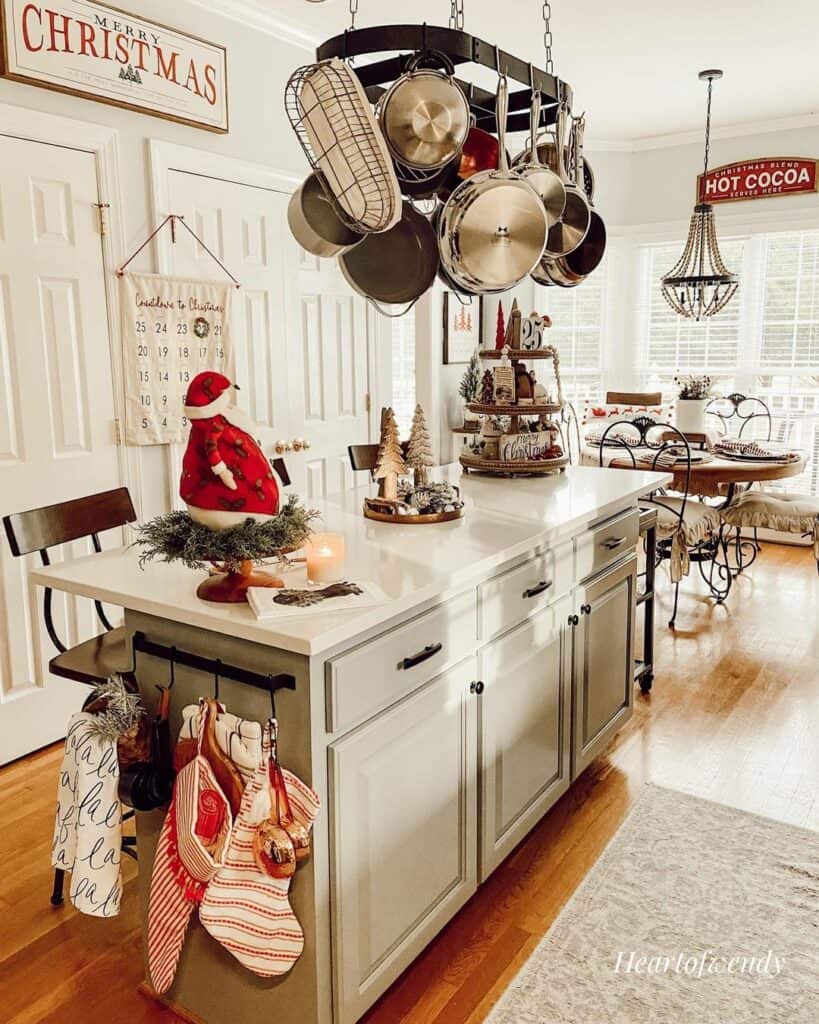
0;1;229;133
442;292;484;364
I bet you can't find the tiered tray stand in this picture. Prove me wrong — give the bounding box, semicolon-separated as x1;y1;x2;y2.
460;349;569;477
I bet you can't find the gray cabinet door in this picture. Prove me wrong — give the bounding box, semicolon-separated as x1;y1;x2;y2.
478;596;572;880
329;657;478;1024
573;555;637;776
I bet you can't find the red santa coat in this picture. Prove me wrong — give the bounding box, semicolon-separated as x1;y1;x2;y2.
180;414;279;518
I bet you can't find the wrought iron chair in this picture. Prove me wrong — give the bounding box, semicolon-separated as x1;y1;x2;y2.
706;392;772;441
557;402;582;465
3;487;139;905
598;416;727;627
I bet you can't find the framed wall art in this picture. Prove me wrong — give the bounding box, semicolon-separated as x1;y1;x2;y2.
443;291;484;364
0;1;229;132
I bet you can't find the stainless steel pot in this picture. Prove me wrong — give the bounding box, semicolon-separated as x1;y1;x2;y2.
536;101;591;265
437;75;548;294
339;201;439;315
513;143;595;201
515;90;566;229
379;56;470;172
287;173;364;257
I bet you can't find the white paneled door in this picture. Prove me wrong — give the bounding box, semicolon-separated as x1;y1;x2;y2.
162;166;373;502
0;136;121;764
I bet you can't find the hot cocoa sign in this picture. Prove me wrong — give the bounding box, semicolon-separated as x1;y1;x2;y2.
697;158;818;204
0;0;228;131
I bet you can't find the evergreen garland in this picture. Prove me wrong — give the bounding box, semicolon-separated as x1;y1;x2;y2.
134;494;319;572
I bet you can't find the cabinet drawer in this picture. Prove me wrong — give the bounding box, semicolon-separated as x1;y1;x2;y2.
478;541;572;641
576;509;640;581
327;589;478;734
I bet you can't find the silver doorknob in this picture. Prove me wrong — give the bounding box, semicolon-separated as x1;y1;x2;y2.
274;439;293;454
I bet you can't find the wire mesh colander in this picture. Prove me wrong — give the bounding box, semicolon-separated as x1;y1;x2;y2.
285;59;401;235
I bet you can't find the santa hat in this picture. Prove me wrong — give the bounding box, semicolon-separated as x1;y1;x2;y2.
184;371;239;420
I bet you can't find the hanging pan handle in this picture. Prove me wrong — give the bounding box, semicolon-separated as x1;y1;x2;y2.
407;49;455;77
495;74;510;174
529;89;542;167
367;296;421;319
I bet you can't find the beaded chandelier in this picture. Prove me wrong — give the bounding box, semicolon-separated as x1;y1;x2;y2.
661;70;738;321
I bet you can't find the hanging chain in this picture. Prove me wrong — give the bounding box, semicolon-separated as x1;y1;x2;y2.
449;0;465;31
349;0;358;31
702;75;714;180
541;1;553;75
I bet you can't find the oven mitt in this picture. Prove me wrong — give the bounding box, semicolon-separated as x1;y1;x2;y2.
199;725;320;976
52;713;123;918
147;704;233;994
175;702;262;785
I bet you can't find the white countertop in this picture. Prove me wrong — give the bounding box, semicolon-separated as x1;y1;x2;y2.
29;466;669;656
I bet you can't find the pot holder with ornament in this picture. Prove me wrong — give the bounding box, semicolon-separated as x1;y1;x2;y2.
147;703;233;994
199;722;321;976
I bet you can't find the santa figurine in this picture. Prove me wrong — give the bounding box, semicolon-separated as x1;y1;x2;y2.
180;371;279;530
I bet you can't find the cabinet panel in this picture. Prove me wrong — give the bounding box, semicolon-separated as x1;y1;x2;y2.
573;555;637;776
576;508;640;581
329;658;478;1024
327;588;477;734
478;540;573;642
478;597;571;880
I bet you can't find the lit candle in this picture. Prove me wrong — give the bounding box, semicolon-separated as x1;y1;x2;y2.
306;533;345;584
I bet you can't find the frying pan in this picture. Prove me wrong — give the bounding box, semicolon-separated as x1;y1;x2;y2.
288;173;364;257
340;201;439;316
535;100;590;266
437;75;548;294
543;116;607;286
515;91;566;229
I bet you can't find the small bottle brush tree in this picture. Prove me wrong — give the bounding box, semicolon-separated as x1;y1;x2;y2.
459;350;481;404
374;407;408;501
407;404;434;485
494;300;506;350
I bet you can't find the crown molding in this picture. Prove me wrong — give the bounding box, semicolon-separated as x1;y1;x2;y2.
188;0;321;51
587;112;819;154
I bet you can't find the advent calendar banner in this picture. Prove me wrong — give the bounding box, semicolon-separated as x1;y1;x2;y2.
120;272;234;445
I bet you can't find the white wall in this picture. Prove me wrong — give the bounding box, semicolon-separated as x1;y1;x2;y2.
0;1;313;515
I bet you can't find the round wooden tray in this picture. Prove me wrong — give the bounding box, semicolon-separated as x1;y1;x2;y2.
459;452;569;476
363;503;465;525
466;402;562;416
479;349;556;360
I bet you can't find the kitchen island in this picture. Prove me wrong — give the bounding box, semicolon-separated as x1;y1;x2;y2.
31;466;670;1024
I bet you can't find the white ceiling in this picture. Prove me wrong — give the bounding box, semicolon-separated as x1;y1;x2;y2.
261;0;819;145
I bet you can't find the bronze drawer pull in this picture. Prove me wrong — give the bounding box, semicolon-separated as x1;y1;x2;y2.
523;580;553;599
400;642;443;670
601;536;626;550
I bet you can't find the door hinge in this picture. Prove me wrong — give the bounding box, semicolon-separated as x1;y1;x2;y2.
113;418;123;446
95;202;110;237
365;392;372;413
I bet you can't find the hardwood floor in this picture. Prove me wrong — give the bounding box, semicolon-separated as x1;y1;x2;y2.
2;544;817;1023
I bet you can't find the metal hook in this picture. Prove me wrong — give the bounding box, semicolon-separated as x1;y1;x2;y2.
268;674;277;721
167;646;176;690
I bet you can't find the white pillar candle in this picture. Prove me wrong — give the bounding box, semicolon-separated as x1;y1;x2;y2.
306;533;345;584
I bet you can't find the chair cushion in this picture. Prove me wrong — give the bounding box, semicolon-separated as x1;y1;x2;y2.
653;496;722;546
721;491;819;558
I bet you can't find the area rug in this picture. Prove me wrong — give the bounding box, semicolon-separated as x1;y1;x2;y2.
487;786;818;1024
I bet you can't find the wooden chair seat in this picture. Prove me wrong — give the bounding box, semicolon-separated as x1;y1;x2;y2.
49;625;129;686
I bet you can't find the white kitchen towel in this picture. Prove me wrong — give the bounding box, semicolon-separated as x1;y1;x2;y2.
52;713;123;918
246;580;388;621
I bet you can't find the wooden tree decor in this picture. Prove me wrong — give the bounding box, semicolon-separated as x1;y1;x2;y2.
407;405;434;485
373;407;407;501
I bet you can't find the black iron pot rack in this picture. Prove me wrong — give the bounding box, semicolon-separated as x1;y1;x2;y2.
316;24;572;134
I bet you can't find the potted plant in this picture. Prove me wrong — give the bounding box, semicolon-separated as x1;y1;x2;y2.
458;350;481;430
674;373;713;434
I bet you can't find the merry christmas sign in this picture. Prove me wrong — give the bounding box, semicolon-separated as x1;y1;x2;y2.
697;158;818;204
120;272;234;445
0;0;228;132
499;430;558;462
